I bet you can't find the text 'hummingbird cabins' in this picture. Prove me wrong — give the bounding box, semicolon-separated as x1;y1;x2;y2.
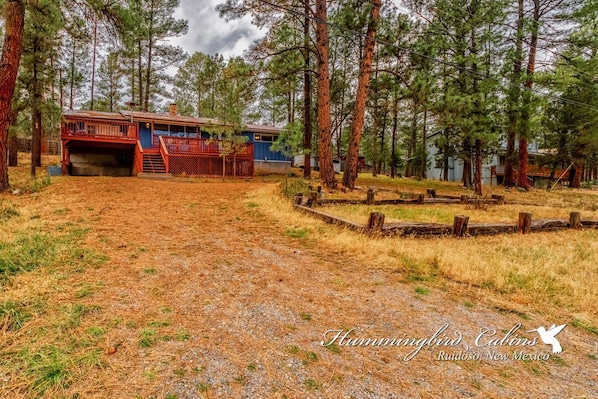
60;106;289;177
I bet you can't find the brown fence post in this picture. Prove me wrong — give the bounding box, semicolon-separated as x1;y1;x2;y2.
569;212;581;229
418;194;425;204
427;189;437;198
366;188;375;205
306;192;318;207
518;212;532;234
294;193;304;205
367;212;385;233
453;215;470;237
460;195;469;204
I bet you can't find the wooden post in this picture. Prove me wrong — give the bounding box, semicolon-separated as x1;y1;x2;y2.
491;194;505;205
367;212;385;233
426;189;436;198
306;192;318;207
569;212;581;229
460;195;469;204
518;212;532;234
366;188;375;205
317;185;322;193
453;215;470;237
294;193;304;205
417;194;425;204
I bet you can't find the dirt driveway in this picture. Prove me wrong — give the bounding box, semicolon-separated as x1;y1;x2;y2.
5;176;597;398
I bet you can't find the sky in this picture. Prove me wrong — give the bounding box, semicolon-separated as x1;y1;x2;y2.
170;0;264;58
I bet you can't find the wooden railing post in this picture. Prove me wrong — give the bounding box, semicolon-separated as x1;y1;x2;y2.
158;136;170;173
518;212;532;234
418;194;425;204
427;189;436;198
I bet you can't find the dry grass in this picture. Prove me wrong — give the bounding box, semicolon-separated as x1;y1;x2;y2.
321;202;598;224
250;179;598;329
1;163;597;398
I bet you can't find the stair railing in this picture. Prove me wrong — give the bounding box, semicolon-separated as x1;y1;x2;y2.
135;140;144;174
159;136;170;173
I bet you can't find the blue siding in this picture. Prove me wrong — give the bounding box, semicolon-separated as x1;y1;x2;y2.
243;132;288;161
253;142;287;161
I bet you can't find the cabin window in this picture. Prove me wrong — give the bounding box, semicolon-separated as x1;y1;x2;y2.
170;124;185;136
154;123;169;135
185;126;199;138
255;134;278;142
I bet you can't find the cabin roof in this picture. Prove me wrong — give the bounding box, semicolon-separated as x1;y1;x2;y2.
63;110;282;135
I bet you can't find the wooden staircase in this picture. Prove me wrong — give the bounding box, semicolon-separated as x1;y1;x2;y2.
142;153;167;174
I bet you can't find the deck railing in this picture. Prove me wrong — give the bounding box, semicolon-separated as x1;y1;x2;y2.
159;136;170;173
161;136;253;158
62;119;137;140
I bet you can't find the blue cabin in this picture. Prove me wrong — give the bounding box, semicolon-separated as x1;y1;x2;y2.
61;107;290;177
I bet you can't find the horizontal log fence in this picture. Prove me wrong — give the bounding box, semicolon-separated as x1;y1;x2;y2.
294;188;598;237
314;188;505;206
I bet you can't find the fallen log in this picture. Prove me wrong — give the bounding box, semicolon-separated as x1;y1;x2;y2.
293;205;364;232
468;223;518;236
530;219;568;231
581;219;598;228
382;222;453;237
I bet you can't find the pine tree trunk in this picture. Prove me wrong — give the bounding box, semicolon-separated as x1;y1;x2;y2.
32;49;43;172
315;0;335;188
463;159;472;189
8;133;18;166
390;90;398;178
570;162;582;188
0;0;24;191
8;108;18;166
405;100;418;177
474;138;483;196
145;38;153;111
90;18;98;110
371;111;378;178
504;0;524;187
342;0;381;189
138;40;144;109
31;108;42;177
377;101;388;176
518;0;540;190
462;138;473;189
518;137;529;188
420;109;427;179
69;41;76;110
303;5;312;179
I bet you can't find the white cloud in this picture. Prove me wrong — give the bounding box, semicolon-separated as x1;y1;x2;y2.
170;0;264;59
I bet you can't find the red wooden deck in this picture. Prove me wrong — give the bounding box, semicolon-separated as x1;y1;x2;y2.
62;114;254;177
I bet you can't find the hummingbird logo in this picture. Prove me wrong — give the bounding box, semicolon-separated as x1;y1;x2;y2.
527;324;567;353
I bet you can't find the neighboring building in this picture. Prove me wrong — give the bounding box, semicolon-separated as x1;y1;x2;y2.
293;155;365;174
60;107;290;177
425;131;569;187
